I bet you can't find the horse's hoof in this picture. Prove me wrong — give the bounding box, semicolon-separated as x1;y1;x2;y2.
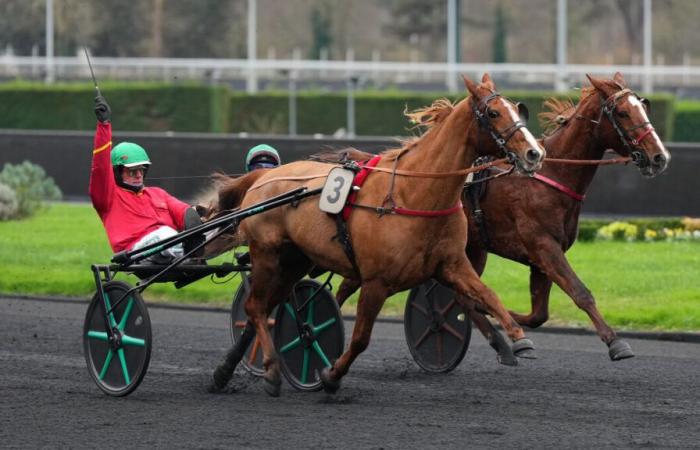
263;373;282;397
207;379;226;394
497;351;519;366
512;338;537;359
209;366;231;392
608;338;635;361
320;367;341;394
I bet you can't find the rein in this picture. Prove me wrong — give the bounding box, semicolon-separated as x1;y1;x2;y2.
530;155;632;202
364;156;510;178
543;155;632;166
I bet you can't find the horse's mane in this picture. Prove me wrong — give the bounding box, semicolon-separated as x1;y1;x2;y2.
308;98;458;163
538;86;597;135
382;98;457;161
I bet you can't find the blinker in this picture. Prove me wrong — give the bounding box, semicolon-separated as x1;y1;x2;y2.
517;102;529;122
640;97;650;112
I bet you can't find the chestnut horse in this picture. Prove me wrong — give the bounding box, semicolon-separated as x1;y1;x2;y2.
209;74;545;396
336;72;670;361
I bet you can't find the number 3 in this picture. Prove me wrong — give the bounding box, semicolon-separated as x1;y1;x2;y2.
326;176;345;204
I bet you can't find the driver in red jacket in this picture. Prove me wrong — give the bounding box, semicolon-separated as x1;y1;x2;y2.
89;95;202;262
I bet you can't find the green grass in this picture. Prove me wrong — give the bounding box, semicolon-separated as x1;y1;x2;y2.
1;203;699;332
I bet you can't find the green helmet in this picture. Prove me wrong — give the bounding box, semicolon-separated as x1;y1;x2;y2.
111;142;152;168
245;144;281;172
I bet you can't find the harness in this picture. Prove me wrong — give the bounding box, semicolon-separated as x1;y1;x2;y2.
332;155;466;278
467;87;651;248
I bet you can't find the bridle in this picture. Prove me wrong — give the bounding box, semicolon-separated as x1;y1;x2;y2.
471;91;529;166
598;88;654;168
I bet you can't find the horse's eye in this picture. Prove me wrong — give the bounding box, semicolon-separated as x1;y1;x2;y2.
488;109;499;119
616;110;630;119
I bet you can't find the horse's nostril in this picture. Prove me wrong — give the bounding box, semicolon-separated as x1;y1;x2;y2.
653;153;667;166
526;148;541;163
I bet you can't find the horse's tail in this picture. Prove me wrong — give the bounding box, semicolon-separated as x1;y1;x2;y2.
214;169;269;211
199;170;269;259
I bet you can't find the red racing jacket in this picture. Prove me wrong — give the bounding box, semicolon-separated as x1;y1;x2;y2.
89;122;190;252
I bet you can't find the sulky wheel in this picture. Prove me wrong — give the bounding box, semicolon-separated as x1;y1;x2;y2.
83;280;152;396
404;279;472;373
274;279;344;391
230;275;276;376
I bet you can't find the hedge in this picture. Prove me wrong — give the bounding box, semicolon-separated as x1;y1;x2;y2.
0;81;228;132
0;81;679;140
229;90;676;140
673;100;700;142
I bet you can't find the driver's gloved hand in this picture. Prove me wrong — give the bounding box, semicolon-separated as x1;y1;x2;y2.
94;95;111;123
183;207;205;258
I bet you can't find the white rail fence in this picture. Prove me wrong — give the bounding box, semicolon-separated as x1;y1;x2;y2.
2;55;700;93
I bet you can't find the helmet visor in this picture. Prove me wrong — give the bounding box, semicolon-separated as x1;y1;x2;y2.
248;161;278;171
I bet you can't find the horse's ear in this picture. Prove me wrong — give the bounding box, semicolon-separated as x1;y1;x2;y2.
613;71;626;87
463;75;480;98
586;73;607;93
481;72;494;88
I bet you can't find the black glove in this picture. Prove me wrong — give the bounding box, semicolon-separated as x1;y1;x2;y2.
94;95;111;123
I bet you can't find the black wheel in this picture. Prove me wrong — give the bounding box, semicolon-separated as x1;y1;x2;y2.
83;281;152;396
274;279;345;391
404;279;471;373
230;275;276;376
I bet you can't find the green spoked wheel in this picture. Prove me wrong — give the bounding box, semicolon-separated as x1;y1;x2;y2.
230;275;276;376
404;279;472;373
83;281;152;396
274;279;344;391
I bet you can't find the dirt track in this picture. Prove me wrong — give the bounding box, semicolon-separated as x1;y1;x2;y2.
2;296;699;449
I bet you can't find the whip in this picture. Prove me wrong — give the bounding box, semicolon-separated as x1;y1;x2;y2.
83;47;101;97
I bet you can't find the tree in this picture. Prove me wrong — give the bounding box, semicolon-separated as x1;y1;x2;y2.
310;1;332;59
492;3;507;63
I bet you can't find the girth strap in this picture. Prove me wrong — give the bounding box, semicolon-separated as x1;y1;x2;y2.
464;161;493;249
333;210;361;278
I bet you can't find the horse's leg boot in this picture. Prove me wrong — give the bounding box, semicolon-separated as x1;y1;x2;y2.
490;330;518;366
608;338;634;361
512;338;537;359
263;371;282;397
320;367;341;394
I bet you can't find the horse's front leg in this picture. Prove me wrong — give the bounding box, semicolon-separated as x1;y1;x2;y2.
438;256;536;359
527;240;633;361
320;279;388;394
463;240;519;364
508;265;553;328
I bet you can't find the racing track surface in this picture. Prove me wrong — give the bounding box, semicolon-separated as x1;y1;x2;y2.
2;296;699;449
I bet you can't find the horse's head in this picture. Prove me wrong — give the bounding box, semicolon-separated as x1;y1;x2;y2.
586;72;670;177
463;73;545;174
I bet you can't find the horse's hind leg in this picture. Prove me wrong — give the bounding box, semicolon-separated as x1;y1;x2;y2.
526;242;633;361
320;279;389;394
210;321;256;392
438;256;535;358
246;256;312;396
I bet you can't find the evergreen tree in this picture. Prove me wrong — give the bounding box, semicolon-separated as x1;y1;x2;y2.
492;3;507;63
310;2;332;60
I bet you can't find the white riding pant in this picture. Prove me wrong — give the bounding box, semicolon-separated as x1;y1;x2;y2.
131;226;183;263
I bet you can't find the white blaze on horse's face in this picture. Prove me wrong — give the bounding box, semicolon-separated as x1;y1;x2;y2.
495;97;544;171
626;95;671;176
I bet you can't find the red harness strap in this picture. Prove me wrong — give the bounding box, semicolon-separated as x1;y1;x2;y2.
342;155;382;220
532;173;585;202
343;155;463;219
